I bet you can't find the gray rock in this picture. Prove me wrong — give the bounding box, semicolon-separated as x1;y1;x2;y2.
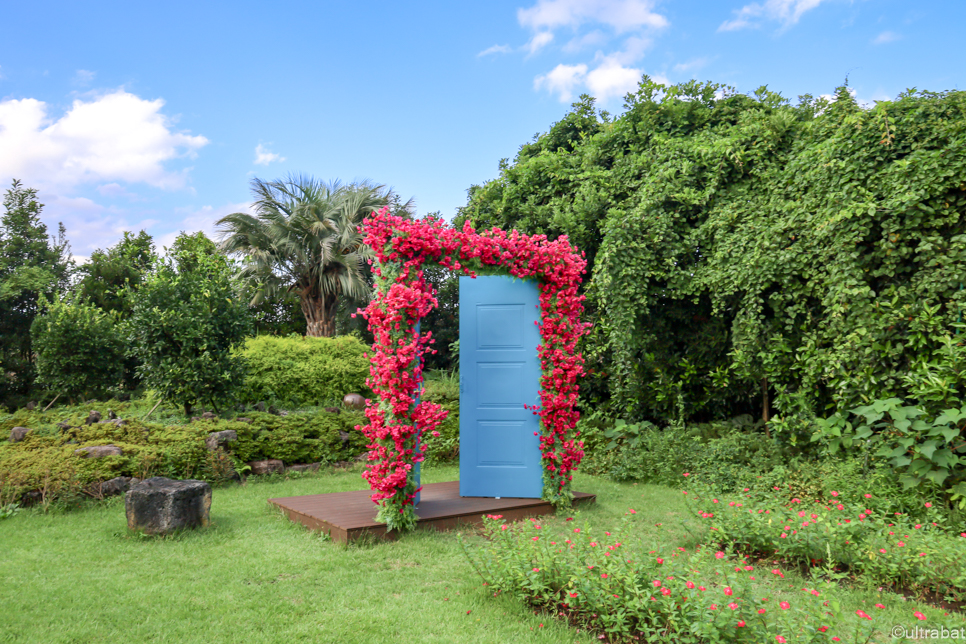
324;407;341;414
86;410;102;425
247;459;284;475
235;417;251;424
9;427;30;442
125;477;211;535
202;411;217;420
25;401;36;410
205;430;237;451
108;409;118;420
343;393;366;410
56;422;72;432
74;445;123;458
286;463;320;473
278;410;289;417
88;476;134;498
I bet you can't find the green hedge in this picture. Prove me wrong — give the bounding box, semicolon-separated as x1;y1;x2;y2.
0;409;368;505
236;334;371;406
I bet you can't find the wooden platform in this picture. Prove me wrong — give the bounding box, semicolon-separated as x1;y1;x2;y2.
269;480;596;543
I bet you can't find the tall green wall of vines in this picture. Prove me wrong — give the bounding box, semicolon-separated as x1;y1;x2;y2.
457;79;966;425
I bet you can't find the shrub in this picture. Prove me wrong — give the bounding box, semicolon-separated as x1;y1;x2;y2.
237;334;370;406
460;514;880;643
684;477;966;603
580;415;782;491
0;408;369;506
31;296;125;401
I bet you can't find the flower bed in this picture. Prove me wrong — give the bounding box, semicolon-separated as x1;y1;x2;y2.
357;210;589;530
684;477;966;607
459;513;892;643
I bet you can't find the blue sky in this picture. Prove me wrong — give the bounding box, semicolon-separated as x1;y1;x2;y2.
0;0;962;261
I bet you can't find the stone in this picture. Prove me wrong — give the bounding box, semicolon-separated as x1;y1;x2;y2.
324;407;341;414
285;463;320;473
247;459;284;475
255;401;266;413
235;417;251;424
125;477;211;535
108;409;118;420
205;430;237;451
74;445;123;458
56;422;72;432
202;411;217;420
25;401;36;410
88;476;134;498
86;410;102;425
343;393;366;410
278;410;289;417
9;427;30;442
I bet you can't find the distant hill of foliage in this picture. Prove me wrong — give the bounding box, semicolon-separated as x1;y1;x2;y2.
456;79;966;426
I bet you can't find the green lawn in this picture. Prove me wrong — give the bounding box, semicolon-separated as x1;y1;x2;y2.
0;466;957;643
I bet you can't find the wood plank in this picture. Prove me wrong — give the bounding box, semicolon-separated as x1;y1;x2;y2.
268;480;596;543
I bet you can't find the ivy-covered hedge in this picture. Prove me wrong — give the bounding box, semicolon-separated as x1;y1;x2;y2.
236;334;370;406
458;80;966;426
0;409;367;505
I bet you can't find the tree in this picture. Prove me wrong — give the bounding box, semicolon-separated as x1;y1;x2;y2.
0;180;73;406
216;175;412;337
32;295;125;402
75;230;156;317
127;232;252;416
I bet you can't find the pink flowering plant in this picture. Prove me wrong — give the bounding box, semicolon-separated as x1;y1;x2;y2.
684;477;966;604
356;209;590;530
459;513;876;643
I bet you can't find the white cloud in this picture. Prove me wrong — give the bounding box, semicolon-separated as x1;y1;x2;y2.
718;0;828;32
534;63;589;102
478;44;513;57
518;0;668;33
562;30;608;53
673;57;711;73
873;30;901;44
585;57;643;102
158;201;255;252
0;90;208;191
253;144;285;166
525;31;555;54
73;69;96;86
96;182;142;200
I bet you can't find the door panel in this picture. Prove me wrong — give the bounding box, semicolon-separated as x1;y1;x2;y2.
460;275;542;498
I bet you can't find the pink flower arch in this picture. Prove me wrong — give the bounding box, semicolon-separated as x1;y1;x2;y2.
355;208;590;531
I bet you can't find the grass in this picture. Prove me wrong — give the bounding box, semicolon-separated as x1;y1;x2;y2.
0;466;960;643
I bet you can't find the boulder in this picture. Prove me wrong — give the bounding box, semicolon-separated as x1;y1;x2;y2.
9;427;30;442
125;477;211;535
343;393;366;410
286;463;320;474
56;422;72;432
74;445;123;458
86;410;102;425
205;430;237;451
202;411;217;420
247;459;284;475
25;401;36;410
88;476;136;498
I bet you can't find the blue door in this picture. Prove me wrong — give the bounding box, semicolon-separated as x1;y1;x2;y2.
459;275;542;498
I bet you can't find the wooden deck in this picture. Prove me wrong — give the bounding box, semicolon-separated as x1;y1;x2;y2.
269;480;596;543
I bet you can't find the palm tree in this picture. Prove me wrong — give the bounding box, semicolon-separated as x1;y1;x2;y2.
216;175;409;337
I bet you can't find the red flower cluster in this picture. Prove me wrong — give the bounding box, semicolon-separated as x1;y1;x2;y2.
356;209;590;524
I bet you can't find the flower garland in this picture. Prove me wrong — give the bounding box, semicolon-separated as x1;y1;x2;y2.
356;208;590;531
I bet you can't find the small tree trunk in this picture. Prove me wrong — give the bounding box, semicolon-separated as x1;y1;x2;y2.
761;377;771;437
184;401;193;417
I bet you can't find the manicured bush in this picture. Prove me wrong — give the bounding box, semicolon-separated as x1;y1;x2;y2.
684;478;966;604
460;514;880;643
0;409;368;506
237;334;370;406
31;296;126;401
